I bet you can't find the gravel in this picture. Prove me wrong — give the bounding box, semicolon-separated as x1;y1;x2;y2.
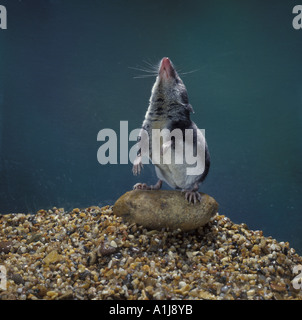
0;205;302;300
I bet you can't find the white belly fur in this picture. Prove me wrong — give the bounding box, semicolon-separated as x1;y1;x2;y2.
153;128;206;190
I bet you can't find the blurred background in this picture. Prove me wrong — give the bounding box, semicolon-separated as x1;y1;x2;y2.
0;0;301;253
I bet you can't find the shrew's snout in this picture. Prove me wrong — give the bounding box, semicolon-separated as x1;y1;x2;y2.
159;57;176;80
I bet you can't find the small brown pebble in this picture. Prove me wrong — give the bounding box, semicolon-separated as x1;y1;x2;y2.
88;250;97;265
0;241;13;254
43;250;62;265
26;233;42;244
36;285;48;298
47;291;59;299
97;242;117;256
27;293;39;300
251;244;261;255
11;274;24;285
58;291;74;300
270;283;286;292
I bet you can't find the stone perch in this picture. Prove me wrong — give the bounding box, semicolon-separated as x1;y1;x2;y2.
113;190;218;231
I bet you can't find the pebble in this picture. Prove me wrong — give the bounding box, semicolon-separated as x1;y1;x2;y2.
110;240;118;248
0;207;302;300
0;241;12;254
43;250;62;265
11;273;25;285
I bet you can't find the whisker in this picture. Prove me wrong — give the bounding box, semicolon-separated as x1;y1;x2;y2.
128;66;157;74
179;69;200;76
133;74;158;79
129;59;200;80
142;59;159;71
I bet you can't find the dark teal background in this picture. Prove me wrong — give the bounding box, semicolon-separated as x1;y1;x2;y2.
0;0;301;253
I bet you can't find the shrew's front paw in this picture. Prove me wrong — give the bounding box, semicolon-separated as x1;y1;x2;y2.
132;156;143;176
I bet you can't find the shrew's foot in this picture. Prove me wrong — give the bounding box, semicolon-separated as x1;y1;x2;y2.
133;180;162;191
183;183;201;204
133;183;150;190
185;191;202;204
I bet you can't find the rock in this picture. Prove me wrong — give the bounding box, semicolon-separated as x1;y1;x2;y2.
11;273;25;285
47;291;59;299
0;241;13;254
113;190;218;231
26;232;42;244
35;284;48;298
43;250;62;265
58;290;74;300
270;283;287;292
